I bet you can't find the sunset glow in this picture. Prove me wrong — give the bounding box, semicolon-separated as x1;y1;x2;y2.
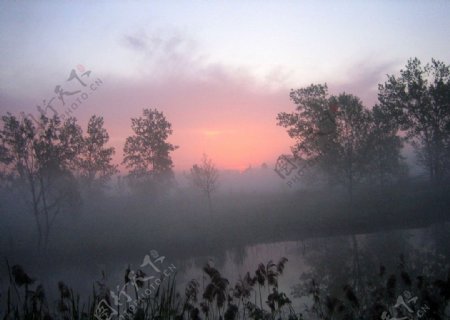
1;1;449;171
1;3;450;318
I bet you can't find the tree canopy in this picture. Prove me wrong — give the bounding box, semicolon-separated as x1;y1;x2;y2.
79;115;118;192
378;58;450;185
277;84;405;198
122;108;178;194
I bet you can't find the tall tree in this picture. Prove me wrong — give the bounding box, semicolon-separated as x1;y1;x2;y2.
0;130;12;185
0;113;82;248
378;58;450;185
277;84;334;162
277;84;375;199
277;85;405;293
326;93;372;200
122;108;178;194
79;115;118;192
189;154;219;214
364;104;407;188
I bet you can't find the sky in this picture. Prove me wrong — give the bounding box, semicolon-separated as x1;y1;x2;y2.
1;1;449;171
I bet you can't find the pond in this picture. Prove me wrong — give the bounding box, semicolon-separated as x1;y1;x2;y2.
2;223;447;318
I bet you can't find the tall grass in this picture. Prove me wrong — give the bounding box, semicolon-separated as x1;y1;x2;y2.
2;257;300;320
3;253;449;320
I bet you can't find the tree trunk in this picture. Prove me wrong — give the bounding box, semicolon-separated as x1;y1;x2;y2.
28;173;42;249
207;192;212;215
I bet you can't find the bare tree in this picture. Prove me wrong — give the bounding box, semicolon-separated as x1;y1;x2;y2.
189;154;219;214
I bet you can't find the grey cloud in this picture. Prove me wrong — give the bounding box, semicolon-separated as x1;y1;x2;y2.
330;58;402;106
121;30;197;60
123;34;148;52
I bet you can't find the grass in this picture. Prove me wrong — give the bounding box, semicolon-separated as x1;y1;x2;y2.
2;257;301;320
3;248;450;320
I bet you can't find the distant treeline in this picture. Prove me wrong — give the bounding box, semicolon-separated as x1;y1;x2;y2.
1;58;450;249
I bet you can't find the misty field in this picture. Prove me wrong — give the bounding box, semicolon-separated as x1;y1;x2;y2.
2;1;450;319
1;174;449;319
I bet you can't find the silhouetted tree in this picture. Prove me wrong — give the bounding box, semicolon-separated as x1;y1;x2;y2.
0;129;13;187
0;113;81;248
277;84;406;294
189;154;219;214
378;58;450;185
122;108;178;195
277;84;377;199
277;84;335;162
365;104;407;188
278;84;406;196
79;115;118;193
324;93;372;201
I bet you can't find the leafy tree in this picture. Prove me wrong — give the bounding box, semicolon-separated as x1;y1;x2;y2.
0;113;81;248
78;115;118;192
365;104;407;188
277;84;378;199
189;154;219;214
325;93;372;200
278;84;406;197
378;58;450;185
277;84;406;294
0;129;13;186
122;108;178;195
277;84;334;162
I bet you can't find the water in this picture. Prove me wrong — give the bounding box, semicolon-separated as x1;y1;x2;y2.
1;223;448;317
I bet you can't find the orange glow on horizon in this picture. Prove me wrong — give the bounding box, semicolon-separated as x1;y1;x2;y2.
84;77;294;173
109;122;291;173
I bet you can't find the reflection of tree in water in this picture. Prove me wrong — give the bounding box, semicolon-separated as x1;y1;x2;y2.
296;236;354;297
423;222;450;265
361;231;414;273
292;229;449;319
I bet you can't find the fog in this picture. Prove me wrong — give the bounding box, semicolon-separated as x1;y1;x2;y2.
1;2;450;319
1;160;449;319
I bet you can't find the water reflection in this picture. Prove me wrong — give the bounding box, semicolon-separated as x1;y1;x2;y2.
1;223;449;319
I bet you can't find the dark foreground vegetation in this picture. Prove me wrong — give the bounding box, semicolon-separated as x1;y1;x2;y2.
3;248;450;320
